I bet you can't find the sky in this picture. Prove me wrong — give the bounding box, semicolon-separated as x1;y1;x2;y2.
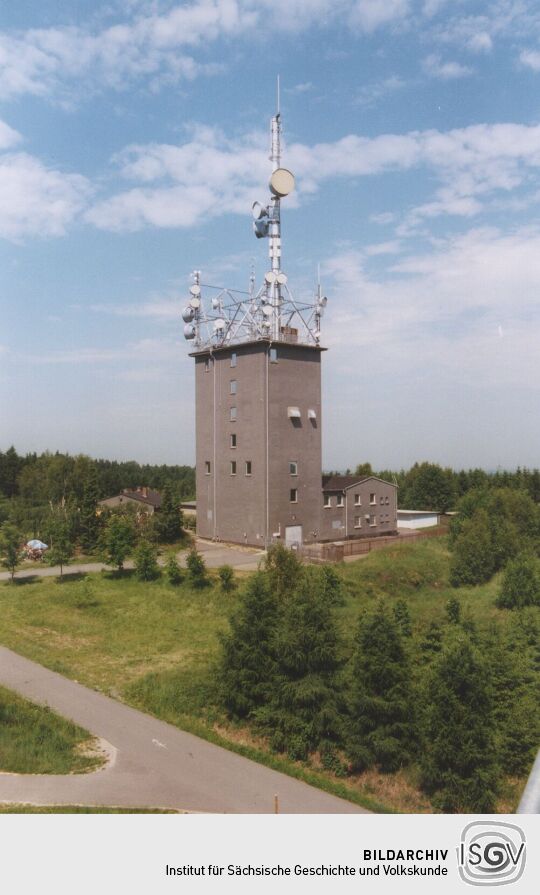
1;0;540;471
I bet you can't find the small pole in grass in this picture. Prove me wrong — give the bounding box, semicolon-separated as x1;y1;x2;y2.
274;794;279;814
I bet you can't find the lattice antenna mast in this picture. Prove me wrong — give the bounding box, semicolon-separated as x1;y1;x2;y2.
183;86;329;351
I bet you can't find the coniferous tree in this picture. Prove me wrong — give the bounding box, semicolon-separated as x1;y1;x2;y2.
165;554;183;585
0;522;21;583
134;540;160;581
393;599;412;636
420;636;499;812
419;621;444;661
260;567;344;762
445;596;461;624
219;572;278;718
155;484;183;543
79;466;101;552
186;546;208;588
449;509;494;586
218;565;236;593
347;602;416;772
496;554;540;609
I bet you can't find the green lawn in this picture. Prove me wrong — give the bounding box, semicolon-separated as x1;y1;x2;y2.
0;544;536;812
0;685;103;775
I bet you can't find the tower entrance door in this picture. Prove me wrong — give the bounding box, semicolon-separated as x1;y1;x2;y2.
285;525;303;548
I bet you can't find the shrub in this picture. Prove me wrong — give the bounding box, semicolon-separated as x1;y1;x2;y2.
165;554;183;586
496;554;540;609
218;565;236;593
186;547;209;588
134;540;160;581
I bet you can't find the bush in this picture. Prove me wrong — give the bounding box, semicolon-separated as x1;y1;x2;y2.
496;554;540;609
449;509;494;587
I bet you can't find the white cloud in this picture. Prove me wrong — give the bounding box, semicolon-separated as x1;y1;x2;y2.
348;0;410;32
87;120;540;232
422;53;472;79
0;152;91;240
323;225;540;389
520;49;540;72
0;119;22;150
354;75;405;107
0;1;412;101
468;31;493;53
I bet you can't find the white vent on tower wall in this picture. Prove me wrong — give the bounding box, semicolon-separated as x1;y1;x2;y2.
287;407;301;418
308;409;317;419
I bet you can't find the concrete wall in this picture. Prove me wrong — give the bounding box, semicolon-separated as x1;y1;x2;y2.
397;511;439;530
193;340;323;546
320;478;398;541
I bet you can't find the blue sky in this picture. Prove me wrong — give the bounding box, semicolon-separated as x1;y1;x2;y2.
2;0;540;470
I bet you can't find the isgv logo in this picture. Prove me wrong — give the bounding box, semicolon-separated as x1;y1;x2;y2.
458;822;526;886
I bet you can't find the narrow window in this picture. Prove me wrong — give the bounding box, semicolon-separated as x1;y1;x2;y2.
369;514;377;526
324;495;331;508
290;488;298;503
289;461;298;476
205;461;211;475
230;461;237;475
354;516;362;529
230;380;237;395
230;434;237;448
205;358;210;372
270;347;278;363
380;495;384;505
230;407;237;422
370;492;376;505
337;495;344;508
354;493;361;506
245;461;252;476
385;496;390;505
231;352;237;368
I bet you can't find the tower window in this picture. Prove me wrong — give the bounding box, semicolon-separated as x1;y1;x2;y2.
204;359;210;372
230;407;237;421
205;461;211;475
289;461;298;476
337;495;344;507
230;434;237;448
270;347;278;363
230;380;237;395
290;488;298;503
245;461;252;476
230;461;237;475
354;494;361;506
231;352;237;368
324;495;331;508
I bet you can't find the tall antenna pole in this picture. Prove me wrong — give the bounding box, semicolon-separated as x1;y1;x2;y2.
269;77;282;339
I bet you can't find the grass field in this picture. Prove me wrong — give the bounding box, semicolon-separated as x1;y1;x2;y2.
0;805;176;814
0;541;536;812
0;685;103;775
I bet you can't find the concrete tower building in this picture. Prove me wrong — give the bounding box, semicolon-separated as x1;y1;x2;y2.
184;100;327;547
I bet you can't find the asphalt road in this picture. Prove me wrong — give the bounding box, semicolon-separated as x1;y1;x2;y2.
0;647;367;814
0;539;265;582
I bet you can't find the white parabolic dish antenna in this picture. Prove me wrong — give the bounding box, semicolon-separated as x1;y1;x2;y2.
269;167;295;198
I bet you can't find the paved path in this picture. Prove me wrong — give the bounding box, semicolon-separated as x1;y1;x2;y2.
0;540;265;583
0;647;366;814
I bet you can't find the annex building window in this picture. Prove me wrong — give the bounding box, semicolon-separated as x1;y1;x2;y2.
245;461;252;476
230;434;237;448
324;495;331;508
370;493;376;505
290;488;298;503
230;461;237;475
354;494;361;506
369;514;377;526
231;352;237;368
289;461;298;476
205;461;211;475
230;407;237;421
270;347;278;363
354;516;362;528
336;495;344;507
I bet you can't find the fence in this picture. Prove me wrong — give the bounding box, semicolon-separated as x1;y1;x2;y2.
299;527;446;564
